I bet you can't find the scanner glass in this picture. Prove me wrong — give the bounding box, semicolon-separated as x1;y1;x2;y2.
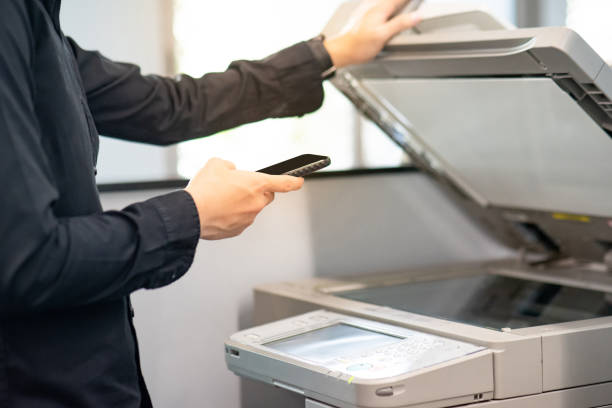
337;274;612;330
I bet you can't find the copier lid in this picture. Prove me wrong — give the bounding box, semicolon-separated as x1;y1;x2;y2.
359;75;612;217
325;3;612;263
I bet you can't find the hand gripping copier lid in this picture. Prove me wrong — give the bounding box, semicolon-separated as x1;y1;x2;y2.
226;2;612;408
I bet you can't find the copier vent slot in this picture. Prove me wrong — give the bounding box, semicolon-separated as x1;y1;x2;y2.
597;240;612;252
583;83;612;113
513;222;560;254
473;393;484;400
552;75;612;135
226;347;240;358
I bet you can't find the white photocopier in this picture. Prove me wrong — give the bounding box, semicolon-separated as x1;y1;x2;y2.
225;2;612;407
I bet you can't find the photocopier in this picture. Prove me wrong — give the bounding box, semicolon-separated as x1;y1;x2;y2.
225;2;612;407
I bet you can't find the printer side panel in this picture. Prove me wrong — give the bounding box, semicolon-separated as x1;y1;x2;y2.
542;323;612;391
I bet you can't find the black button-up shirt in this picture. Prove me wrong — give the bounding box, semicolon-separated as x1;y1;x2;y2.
0;0;332;406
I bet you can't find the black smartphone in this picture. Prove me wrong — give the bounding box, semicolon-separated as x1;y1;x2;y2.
257;154;331;177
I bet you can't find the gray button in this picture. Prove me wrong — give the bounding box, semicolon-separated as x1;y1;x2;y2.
376;387;394;397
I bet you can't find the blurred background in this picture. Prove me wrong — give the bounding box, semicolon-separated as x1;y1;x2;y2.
61;0;611;185
58;1;612;407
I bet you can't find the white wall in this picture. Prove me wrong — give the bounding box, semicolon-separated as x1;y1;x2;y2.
101;172;510;408
60;0;178;183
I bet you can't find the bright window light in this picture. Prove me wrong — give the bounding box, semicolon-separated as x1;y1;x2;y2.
173;0;370;177
567;0;612;64
172;1;517;177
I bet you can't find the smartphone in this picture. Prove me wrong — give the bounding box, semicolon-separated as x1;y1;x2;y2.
257;154;331;177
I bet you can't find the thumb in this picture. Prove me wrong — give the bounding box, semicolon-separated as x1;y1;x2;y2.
263;175;304;193
384;12;421;39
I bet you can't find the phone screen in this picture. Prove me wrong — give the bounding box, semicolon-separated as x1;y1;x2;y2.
258;154;330;175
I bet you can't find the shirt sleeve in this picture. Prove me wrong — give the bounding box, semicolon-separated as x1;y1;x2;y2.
69;37;334;145
0;0;200;317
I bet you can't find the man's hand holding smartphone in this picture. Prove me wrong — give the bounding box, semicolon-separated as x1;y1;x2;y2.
185;158;304;240
185;154;330;240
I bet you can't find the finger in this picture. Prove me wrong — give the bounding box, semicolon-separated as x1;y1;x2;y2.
376;0;411;20
263;175;304;193
384;12;421;38
207;157;236;171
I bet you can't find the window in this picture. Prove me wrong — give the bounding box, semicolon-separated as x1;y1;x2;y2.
61;0;179;184
173;0;517;178
566;0;612;63
63;0;518;183
173;0;390;177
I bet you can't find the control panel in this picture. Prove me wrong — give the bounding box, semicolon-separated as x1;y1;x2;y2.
231;311;485;381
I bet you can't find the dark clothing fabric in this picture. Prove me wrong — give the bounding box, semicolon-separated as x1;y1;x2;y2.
0;0;331;407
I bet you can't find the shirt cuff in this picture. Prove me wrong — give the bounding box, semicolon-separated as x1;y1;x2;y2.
145;190;200;288
305;37;335;76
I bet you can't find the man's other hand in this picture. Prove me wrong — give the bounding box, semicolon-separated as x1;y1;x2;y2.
185;158;304;240
324;0;421;68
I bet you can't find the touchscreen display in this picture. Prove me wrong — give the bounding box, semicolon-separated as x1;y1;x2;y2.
264;324;402;364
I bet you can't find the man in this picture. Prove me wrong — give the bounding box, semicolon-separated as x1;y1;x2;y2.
0;0;420;406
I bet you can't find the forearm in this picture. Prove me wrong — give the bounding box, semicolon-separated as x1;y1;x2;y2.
194;39;331;136
0;191;199;316
76;38;332;145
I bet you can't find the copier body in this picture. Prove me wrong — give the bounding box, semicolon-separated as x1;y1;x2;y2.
227;2;612;408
